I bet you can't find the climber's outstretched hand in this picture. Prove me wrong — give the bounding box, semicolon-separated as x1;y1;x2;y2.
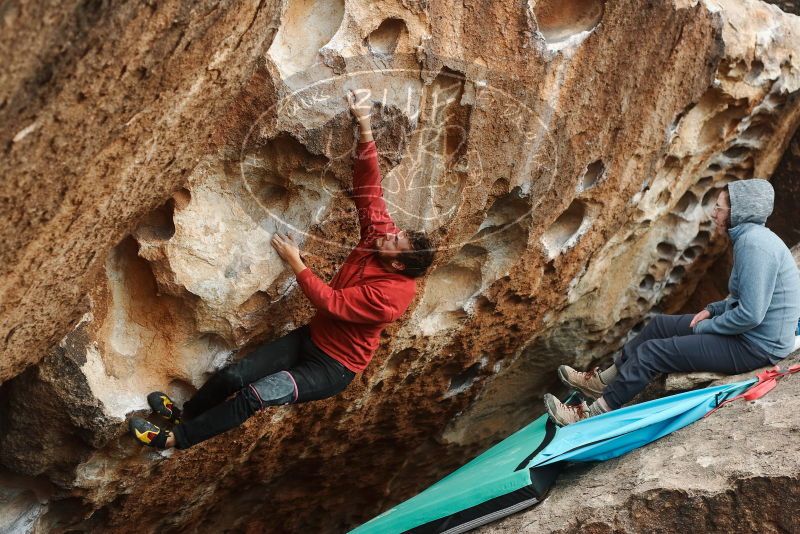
271;232;305;274
347;89;372;123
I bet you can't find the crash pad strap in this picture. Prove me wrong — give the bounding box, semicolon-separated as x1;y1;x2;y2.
705;364;800;417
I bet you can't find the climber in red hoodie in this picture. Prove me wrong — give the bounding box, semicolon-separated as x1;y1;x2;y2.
129;90;435;449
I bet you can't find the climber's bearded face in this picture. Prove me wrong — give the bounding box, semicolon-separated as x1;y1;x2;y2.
376;231;413;263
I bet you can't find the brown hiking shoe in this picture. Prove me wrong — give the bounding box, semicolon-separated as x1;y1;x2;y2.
543;393;590;427
557;365;605;399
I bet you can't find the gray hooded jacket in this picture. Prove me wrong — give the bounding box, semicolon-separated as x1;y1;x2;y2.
694;179;800;361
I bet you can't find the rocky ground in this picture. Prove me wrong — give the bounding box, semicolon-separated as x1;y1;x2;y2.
483;351;800;534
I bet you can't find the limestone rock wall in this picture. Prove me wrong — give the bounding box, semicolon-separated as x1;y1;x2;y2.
766;0;800;15
1;0;800;532
769;127;800;246
0;0;285;383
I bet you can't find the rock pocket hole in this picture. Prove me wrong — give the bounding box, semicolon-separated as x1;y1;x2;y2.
172;188;192;210
691;230;710;247
639;274;655;291
722;145;749;160
656;259;672;271
702;188;723;213
476;186;530;234
740;122;774;143
542;200;587;257
667;266;686;284
698;102;748;146
474;296;495;314
656;189;672;208
765;90;787;110
168;379;197;405
259;173;291;200
240;133;331;223
384;348;418;374
680;245;703;262
579;159;605;191
746;59;765;82
656;242;677;260
694;176;713;190
367;18;407;55
416;246;484;336
446;362;481;397
534;0;605;47
267;0;346;79
674;190;698;214
135;198;176;241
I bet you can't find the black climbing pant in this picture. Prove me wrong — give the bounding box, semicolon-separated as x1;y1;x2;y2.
172;326;355;449
603;314;772;410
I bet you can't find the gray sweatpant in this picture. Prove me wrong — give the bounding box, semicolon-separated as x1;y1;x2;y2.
603;314;771;409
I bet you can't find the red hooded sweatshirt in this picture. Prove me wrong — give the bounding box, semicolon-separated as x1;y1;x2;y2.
295;141;416;373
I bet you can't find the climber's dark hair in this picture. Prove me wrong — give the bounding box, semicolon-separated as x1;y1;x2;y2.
398;230;435;278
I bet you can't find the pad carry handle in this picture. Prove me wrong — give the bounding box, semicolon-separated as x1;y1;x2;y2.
705;364;800;418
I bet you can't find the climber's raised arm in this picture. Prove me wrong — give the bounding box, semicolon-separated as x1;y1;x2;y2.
346;89;399;244
348;89;374;144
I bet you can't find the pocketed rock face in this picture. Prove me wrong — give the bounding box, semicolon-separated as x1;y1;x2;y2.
768;127;800;246
1;0;800;532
